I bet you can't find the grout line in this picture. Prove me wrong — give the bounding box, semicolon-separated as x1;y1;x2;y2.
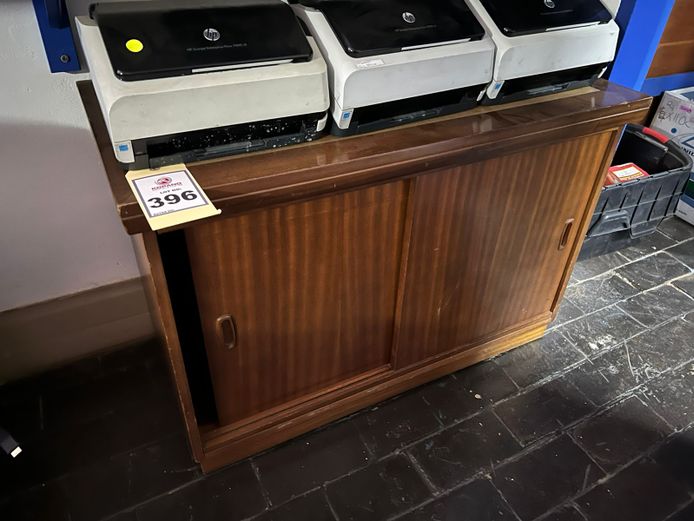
633;391;677;434
570;500;590;521
541;420;694;514
538;359;694;515
322;488;341;521
493;333;590;396
615;302;652;329
386;468;527;521
250;459;273;509
534;502;581;521
243;486;323;521
569;251;655;286
660;248;694;270
493;482;524;521
663;498;694;521
98;473;206;521
404;451;440;496
571;430;612;483
490;408;524;448
491;412;694;521
496;353;694;474
495;362;521;392
354;420;377;460
564;244;693;293
664;236;694;248
378;389;583;469
668;279;694;300
566;306;682;362
615;249;633;263
372;410;488;463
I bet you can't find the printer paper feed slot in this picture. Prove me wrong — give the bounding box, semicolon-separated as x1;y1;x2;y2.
130;112;327;170
485;62;608;105
335;85;485;136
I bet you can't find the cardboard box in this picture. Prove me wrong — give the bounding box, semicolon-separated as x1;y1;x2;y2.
675;193;694;226
605;162;649;186
651;87;694;158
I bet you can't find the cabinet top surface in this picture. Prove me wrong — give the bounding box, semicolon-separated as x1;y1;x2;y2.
78;79;651;234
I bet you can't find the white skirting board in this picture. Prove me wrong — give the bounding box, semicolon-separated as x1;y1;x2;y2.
0;277;155;384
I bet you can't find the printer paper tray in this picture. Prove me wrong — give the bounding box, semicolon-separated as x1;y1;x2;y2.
486;62;608;105
335;84;485;136
126;112;326;170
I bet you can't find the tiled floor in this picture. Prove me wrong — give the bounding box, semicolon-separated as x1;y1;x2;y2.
1;217;693;521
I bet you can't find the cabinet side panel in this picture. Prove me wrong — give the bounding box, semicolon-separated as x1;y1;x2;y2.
186;181;408;425
134;233;206;463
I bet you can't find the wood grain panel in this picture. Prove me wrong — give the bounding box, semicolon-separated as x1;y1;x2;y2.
647;0;694;78
185;182;407;425
395;131;614;369
647;42;694;78
658;0;694;43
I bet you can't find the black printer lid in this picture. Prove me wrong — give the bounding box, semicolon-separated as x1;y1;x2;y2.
478;0;612;37
92;0;313;81
298;0;485;58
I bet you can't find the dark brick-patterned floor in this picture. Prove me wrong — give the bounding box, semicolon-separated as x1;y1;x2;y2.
1;217;693;521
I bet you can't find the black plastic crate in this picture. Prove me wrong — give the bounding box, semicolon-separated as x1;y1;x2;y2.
580;124;692;260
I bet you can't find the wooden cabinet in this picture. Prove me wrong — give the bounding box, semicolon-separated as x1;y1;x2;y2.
79;79;651;471
186;131;617;429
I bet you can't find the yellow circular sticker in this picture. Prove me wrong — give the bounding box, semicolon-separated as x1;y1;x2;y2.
125;39;144;53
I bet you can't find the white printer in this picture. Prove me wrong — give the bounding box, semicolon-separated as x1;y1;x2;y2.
77;0;330;170
466;0;620;104
290;0;495;135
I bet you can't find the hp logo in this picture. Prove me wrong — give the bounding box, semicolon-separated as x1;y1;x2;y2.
402;12;416;23
544;0;556;8
203;27;221;42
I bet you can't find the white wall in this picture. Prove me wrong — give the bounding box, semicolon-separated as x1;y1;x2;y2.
0;2;141;312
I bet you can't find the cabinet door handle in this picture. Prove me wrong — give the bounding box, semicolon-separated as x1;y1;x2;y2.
216;314;237;350
558;218;575;251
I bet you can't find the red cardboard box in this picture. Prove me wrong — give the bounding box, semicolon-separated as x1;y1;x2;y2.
605;162;649;186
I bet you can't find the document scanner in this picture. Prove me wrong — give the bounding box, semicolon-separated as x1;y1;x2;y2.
466;0;620;104
290;0;495;135
77;0;330;169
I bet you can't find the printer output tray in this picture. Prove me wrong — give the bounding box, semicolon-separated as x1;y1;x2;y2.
334;85;485;136
93;0;313;80
478;0;612;37
126;112;326;170
300;0;484;57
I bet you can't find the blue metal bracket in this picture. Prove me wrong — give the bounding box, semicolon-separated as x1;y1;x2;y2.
32;0;81;73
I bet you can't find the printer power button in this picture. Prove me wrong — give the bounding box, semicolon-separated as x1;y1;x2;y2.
125;39;144;53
